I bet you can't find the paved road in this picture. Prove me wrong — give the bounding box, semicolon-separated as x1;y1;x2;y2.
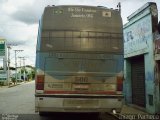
0;81;35;114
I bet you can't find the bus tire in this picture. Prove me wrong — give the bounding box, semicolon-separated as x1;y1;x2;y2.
39;112;46;116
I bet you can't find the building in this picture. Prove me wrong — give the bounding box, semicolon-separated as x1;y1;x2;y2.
0;70;7;85
16;65;35;81
123;2;160;114
0;38;7;85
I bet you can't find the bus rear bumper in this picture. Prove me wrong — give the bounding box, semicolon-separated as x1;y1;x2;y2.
35;94;123;113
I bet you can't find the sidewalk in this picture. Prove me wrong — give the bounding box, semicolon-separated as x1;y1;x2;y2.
0;83;21;88
121;105;148;114
0;81;29;89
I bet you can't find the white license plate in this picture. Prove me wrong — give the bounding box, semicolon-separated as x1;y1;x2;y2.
73;84;89;89
63;99;99;107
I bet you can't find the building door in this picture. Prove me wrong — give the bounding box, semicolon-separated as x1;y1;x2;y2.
131;55;146;107
157;61;160;102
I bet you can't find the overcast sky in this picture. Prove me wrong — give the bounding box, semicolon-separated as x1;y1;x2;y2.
0;0;159;67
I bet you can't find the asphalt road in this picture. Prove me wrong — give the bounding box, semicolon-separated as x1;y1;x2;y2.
0;81;35;114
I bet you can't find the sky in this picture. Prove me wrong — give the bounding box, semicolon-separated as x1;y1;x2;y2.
0;0;159;67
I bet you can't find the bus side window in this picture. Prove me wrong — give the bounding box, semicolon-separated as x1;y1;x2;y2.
158;21;160;34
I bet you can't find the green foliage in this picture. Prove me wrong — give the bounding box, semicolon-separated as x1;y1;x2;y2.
18;67;35;80
12;77;16;83
31;70;35;79
0;67;3;70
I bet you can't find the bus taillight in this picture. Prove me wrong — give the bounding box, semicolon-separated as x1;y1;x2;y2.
36;75;44;90
116;76;123;91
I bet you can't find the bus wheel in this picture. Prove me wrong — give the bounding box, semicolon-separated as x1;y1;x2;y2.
158;21;160;34
39;112;47;116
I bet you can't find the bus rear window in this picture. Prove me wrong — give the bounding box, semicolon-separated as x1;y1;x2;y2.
39;31;123;53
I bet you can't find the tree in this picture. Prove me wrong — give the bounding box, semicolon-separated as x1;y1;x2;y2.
31;70;35;79
0;67;3;70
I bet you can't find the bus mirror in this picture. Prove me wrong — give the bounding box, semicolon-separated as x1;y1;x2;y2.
158;21;160;34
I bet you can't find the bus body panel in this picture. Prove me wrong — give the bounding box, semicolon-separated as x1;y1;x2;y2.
35;95;123;113
35;5;124;113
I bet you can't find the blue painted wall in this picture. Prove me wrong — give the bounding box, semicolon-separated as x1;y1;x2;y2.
123;2;159;114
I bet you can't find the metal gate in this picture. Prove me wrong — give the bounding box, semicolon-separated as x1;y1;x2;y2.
131;55;146;107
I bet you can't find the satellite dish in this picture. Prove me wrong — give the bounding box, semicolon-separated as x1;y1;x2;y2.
158;21;160;34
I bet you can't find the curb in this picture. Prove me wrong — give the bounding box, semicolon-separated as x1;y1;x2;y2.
0;81;31;89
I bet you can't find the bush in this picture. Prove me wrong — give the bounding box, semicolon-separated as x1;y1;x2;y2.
0;81;4;86
12;77;16;83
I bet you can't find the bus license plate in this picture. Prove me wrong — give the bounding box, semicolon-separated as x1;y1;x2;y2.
63;99;99;107
73;84;89;89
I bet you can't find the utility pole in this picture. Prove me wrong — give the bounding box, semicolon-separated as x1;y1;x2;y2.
18;57;23;81
22;57;26;82
7;46;11;87
14;50;23;84
6;43;17;86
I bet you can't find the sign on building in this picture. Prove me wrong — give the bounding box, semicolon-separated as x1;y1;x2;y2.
0;38;5;56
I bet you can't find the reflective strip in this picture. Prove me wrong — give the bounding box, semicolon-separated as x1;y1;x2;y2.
35;90;44;94
44;90;116;94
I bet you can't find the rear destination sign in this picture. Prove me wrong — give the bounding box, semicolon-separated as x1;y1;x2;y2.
68;7;96;18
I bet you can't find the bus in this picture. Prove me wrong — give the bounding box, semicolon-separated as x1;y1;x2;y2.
35;5;124;115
